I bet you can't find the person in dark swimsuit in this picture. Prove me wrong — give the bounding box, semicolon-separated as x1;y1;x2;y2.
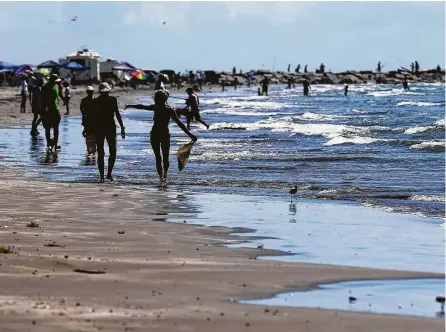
181;87;209;130
41;74;62;150
125;90;197;180
90;82;125;183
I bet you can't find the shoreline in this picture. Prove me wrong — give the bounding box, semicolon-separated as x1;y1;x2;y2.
0;167;444;331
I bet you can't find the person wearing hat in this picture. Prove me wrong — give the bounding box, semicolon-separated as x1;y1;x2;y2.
80;86;96;153
125;89;197;180
40;74;62;150
30;78;44;136
90;82;125;182
181;87;210;130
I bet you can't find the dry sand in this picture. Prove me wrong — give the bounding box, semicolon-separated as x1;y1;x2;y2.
0;86;444;331
0;167;443;332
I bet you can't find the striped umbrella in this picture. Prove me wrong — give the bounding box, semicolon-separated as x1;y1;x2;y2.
129;70;149;81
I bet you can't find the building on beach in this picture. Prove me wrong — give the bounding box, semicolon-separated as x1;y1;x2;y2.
58;48;137;83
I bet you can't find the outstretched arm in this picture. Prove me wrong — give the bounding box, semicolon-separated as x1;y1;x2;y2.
173;118;197;142
124;104;155;111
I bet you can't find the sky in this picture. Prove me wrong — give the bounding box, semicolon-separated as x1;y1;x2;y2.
0;1;444;72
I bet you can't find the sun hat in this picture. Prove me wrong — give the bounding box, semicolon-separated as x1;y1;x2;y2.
86;86;94;91
98;82;112;93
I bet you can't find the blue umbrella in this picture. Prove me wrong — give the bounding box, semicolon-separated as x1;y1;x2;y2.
61;61;88;70
0;61;18;70
37;60;60;68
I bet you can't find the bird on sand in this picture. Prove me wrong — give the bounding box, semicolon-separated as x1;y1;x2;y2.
289;185;298;201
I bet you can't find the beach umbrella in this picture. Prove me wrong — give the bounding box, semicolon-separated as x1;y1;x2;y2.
15;64;37;75
37;60;60;69
112;62;136;71
0;61;18;70
129;70;149;81
61;61;88;70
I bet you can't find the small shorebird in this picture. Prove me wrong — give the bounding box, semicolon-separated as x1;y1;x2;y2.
289;185;298;201
436;296;445;315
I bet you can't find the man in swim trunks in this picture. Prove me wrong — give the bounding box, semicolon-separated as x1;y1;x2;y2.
41;74;62;150
90;82;126;183
125;90;197;180
180;87;210;130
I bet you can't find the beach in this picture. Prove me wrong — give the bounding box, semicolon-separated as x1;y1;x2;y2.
0;83;445;331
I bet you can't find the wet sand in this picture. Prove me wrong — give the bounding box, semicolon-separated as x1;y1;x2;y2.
0;167;444;332
0;85;444;331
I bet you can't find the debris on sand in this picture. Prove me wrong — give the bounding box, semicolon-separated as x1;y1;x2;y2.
113;193;119;197
74;269;106;274
26;221;39;228
118;231;125;235
0;245;16;254
44;243;65;248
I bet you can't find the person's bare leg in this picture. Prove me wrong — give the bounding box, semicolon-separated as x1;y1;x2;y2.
150;138;163;179
198;118;210;129
106;134;117;181
161;138;171;179
96;134;106;182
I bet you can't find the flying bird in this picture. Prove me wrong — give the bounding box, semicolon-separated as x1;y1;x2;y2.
69;16;78;23
162;21;166;25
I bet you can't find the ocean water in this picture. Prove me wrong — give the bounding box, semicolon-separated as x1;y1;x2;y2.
241;278;445;318
0;83;444;219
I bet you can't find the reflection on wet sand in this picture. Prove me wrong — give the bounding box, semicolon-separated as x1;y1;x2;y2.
81;153;96;167
40;151;59;165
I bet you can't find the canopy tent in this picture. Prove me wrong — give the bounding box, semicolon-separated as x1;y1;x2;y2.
37;60;60;68
0;61;18;71
112;62;136;71
15;64;37;75
61;61;88;70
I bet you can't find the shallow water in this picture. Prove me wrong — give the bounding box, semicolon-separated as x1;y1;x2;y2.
3;83;444;218
241;278;445;318
167;192;444;273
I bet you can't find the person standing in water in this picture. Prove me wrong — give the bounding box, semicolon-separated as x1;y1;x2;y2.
90;82;125;183
63;81;71;115
303;78;311;96
41;74;62;150
344;85;349;96
402;79;409;90
125;90;197;180
304;65;308;73
259;76;270;96
30;78;43;136
80;86;95;136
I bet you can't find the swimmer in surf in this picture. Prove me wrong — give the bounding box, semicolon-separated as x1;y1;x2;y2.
125;90;197;180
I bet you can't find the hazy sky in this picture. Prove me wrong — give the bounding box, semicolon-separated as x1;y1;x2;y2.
0;1;444;72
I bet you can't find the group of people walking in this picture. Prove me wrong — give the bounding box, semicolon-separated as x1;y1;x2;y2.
29;73;208;183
